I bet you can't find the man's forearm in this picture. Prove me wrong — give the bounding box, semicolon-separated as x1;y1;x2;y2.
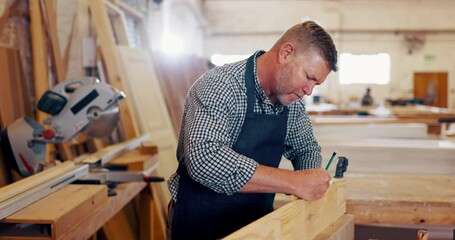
239;165;297;194
239;164;331;201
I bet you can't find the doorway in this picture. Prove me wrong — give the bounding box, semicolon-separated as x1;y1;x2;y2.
413;72;448;107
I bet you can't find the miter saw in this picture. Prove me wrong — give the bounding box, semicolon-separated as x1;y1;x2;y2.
0;77;125;177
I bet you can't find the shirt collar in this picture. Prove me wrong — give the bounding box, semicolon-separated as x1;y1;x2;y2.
252;50;285;112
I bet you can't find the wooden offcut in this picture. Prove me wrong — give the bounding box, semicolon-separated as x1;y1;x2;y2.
223;179;348;240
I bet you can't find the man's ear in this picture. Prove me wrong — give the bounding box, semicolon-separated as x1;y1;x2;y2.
278;43;295;64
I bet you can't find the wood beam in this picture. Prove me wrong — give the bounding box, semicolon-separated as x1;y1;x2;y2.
223;179;347;240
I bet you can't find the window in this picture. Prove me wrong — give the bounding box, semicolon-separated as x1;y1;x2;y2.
339;53;391;85
210;54;249;66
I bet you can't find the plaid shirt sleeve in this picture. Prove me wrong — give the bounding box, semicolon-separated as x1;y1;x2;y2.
283;100;322;170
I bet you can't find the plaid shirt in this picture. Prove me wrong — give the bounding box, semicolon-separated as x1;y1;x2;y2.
168;50;322;202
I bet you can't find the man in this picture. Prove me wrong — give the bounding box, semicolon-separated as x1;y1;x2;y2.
167;20;338;240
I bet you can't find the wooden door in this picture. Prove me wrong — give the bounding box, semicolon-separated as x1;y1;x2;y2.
413;72;448;107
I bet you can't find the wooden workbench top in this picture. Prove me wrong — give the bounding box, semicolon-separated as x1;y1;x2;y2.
346;173;455;225
276;173;455;227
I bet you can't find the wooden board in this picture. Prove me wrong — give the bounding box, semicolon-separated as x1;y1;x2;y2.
1;184;107;239
223;179;347;240
0;47;25;126
107;149;159;171
117;46;178;206
89;0;139;139
346;173;455;226
0;161;75;204
81;134;150;164
59;182;146;240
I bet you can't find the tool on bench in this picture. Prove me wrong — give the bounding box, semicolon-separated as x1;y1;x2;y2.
334;156;349;178
0;77;164;218
0;77;124;177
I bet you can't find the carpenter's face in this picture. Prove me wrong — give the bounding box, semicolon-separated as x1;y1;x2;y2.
275;50;331;106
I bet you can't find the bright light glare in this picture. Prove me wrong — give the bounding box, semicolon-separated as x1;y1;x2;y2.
162;35;183;55
339;53;390;85
210;54;249;66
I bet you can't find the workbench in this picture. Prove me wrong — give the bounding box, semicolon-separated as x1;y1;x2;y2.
0;182;149;239
275;173;455;239
0;147;166;240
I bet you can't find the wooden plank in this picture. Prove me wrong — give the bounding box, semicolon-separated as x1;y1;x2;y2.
56;182;146;240
223;179;347;240
3;184;107;239
81;134;150;164
0;137;10;188
102;203;137;240
104;0;130;46
346;173;455;225
88;0;138;140
30;0;52;162
313;214;355;240
0;47;15;126
139;185;166;240
107;149;159;171
139;142;159;155
117;46;178;207
0;161;74;204
40;0;66;83
0;47;24;126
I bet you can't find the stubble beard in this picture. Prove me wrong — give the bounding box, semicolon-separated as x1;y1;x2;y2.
276;63;296;106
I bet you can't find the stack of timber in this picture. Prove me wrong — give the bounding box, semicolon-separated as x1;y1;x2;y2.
225;180;354;240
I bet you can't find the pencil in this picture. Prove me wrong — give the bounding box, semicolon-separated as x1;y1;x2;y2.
325;151;337;170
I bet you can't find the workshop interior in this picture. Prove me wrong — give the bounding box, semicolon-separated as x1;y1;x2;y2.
1;0;455;239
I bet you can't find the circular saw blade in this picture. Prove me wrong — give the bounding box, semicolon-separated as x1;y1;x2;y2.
84;105;120;138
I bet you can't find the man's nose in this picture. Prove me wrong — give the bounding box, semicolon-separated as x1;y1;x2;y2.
303;83;315;96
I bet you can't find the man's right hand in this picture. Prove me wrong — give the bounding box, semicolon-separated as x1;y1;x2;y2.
291;168;331;201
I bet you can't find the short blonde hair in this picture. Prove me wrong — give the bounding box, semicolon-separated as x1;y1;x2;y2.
273;21;338;71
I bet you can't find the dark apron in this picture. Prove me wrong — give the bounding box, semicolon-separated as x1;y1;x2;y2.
172;54;289;240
